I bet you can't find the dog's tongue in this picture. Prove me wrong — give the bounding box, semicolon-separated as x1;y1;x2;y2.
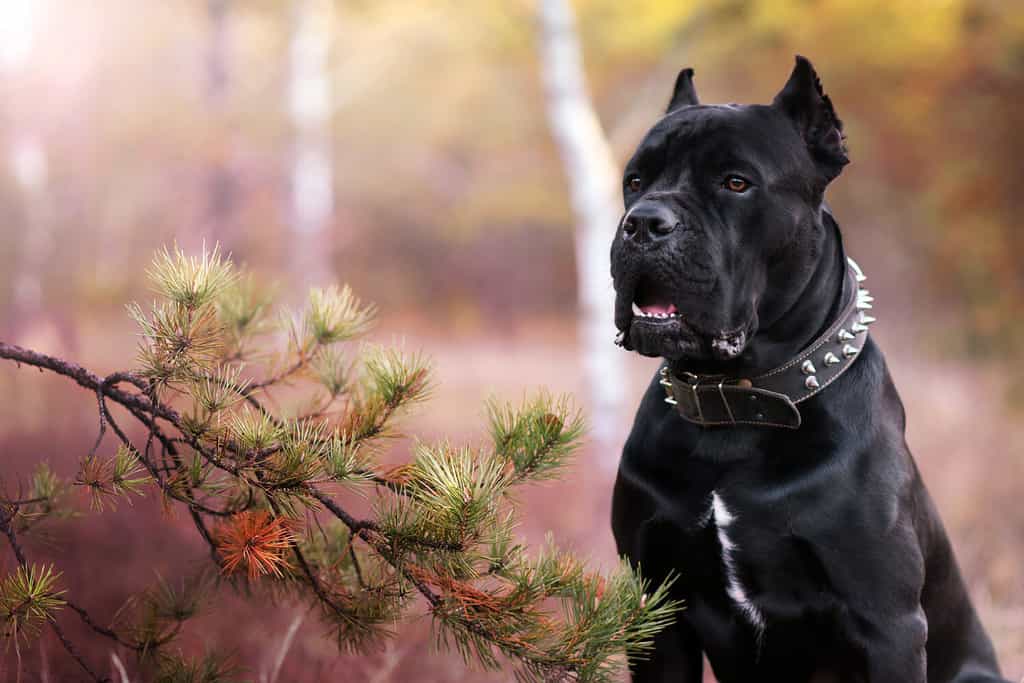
640;303;677;315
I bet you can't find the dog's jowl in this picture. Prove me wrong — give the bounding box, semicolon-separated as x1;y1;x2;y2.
610;56;1008;683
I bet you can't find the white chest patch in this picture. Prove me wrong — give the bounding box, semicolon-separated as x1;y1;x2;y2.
711;491;766;641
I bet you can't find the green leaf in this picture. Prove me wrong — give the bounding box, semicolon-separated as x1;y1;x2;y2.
216;272;274;354
154;650;240;683
191;364;251;415
363;345;433;409
0;564;65;644
112;445;152;500
75;445;151;512
312;345;352;397
307;285;376;345
487;392;585;483
147;243;238;311
227;408;281;454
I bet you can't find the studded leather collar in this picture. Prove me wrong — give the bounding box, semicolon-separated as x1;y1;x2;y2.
660;258;874;429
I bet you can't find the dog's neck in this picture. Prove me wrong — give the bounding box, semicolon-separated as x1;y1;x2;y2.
748;210;848;372
670;209;848;379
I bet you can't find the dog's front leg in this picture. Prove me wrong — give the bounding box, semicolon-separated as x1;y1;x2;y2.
629;618;703;683
862;607;928;683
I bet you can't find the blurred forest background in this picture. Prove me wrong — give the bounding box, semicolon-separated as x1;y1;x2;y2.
0;0;1022;680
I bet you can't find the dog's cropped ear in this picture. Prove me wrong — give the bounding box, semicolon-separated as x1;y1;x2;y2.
773;56;849;182
666;68;699;113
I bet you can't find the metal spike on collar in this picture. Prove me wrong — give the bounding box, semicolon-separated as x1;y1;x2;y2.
847;257;867;283
837;329;855;342
842;344;859;358
804;375;820;390
615;331;625;346
801;360;816;375
823;352;840;366
664;396;678;406
860;314;877;325
851;321;868;333
856;301;873;310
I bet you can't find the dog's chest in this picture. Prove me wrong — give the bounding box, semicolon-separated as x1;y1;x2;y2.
704;492;766;637
634;488;767;642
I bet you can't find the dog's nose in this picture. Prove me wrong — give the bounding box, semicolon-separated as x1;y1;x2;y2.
621;205;678;243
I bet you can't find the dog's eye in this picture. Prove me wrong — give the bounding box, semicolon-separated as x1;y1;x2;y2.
724;176;750;193
626;176;642;192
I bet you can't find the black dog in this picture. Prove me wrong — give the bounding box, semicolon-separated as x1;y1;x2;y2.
610;56;1008;682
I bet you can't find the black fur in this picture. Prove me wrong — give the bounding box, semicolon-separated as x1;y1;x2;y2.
610;57;1007;682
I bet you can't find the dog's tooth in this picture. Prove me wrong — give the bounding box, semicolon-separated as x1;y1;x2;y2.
632;303;642;316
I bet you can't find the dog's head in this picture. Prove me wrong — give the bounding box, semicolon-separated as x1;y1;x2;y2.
611;56;849;365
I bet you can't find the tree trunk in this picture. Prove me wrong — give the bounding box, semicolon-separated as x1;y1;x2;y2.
288;0;335;293
8;134;52;342
537;0;625;463
204;0;235;246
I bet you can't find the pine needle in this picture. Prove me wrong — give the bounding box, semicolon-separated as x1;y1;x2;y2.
147;243;238;311
306;285;376;345
216;511;296;580
0;564;65;644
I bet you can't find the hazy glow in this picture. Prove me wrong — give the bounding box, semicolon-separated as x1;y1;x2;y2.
0;0;39;69
11;136;47;190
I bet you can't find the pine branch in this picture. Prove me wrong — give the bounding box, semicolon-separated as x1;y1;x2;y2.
0;342;177;424
0;510;109;682
2;340;679;679
0;245;680;680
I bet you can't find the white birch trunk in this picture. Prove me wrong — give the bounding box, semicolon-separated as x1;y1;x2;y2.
9;133;49;333
2;8;55;345
288;0;334;292
205;0;234;244
538;0;625;462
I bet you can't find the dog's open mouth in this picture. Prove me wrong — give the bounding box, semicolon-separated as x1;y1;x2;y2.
631;276;680;320
618;276;702;359
617;275;750;362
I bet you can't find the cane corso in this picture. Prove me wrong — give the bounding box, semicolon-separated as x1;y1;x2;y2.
610;56;1008;682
